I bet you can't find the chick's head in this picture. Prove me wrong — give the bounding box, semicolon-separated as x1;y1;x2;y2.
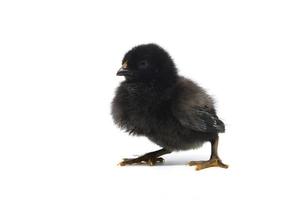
117;44;177;83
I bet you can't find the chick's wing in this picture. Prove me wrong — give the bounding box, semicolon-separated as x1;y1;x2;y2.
172;106;225;133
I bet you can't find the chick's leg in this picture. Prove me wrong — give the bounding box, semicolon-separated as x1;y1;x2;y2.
119;148;171;166
189;135;228;170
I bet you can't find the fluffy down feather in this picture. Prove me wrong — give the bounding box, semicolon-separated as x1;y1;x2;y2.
111;44;225;151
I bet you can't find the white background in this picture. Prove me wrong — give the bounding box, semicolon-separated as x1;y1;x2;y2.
1;0;299;199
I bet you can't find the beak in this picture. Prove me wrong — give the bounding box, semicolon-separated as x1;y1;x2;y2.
116;61;131;76
116;67;130;76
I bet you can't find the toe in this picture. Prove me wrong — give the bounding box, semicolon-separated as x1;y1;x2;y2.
189;161;195;166
118;158;137;166
189;159;229;171
147;159;155;166
118;161;127;166
189;161;204;166
217;160;229;168
195;165;203;171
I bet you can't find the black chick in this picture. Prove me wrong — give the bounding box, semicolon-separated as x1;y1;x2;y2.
111;44;228;170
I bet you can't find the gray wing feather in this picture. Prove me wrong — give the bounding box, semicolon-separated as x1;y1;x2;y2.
173;107;225;133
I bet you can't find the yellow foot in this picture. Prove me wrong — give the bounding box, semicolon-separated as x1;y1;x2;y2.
118;157;164;166
189;158;229;171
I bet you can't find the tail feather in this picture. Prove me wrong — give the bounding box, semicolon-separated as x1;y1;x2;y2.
216;119;225;133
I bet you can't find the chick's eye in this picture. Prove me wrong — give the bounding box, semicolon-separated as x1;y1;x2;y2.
138;60;149;69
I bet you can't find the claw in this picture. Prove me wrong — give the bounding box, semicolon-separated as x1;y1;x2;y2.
118;159;128;166
156;157;164;163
